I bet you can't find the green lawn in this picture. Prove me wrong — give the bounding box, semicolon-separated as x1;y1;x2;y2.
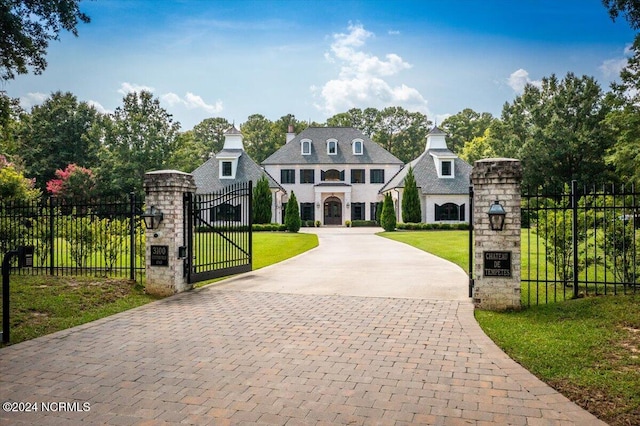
477;296;640;426
379;230;469;271
253;231;318;269
378;229;640;425
1;231;318;345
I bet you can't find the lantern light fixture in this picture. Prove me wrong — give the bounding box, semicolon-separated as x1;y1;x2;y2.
488;200;506;231
141;206;164;230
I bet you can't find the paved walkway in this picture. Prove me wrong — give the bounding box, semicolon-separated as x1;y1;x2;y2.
0;228;604;425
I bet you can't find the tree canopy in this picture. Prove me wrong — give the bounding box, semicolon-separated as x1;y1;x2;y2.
96;90;180;198
0;0;90;80
16;91;100;191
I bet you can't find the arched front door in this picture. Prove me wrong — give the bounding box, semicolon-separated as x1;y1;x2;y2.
324;197;342;225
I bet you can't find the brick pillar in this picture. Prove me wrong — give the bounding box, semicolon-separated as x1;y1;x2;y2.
143;170;196;297
471;158;522;310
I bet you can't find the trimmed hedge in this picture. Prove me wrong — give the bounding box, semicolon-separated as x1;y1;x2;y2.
396;222;470;231
351;220;379;227
252;223;287;232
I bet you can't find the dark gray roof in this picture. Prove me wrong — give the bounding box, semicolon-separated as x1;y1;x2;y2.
262;127;403;165
192;151;283;193
381;149;472;195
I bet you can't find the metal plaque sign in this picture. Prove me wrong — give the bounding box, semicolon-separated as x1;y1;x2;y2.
150;245;169;267
483;251;512;278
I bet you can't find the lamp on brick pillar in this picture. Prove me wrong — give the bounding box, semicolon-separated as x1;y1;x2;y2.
141;205;164;230
488;200;506;231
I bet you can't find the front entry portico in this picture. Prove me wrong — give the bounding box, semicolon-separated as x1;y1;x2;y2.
324;196;342;225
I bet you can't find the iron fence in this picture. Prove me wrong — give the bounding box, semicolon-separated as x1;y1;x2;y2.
521;181;638;306
0;194;145;282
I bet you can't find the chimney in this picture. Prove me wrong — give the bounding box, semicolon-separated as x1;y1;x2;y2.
286;124;295;143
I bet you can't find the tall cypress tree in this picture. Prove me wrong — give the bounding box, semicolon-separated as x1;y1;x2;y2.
252;175;273;224
284;191;301;232
380;192;396;232
402;166;422;223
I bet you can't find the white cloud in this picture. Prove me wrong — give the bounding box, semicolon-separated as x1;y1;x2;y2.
600;44;633;77
117;82;223;115
87;100;111;114
313;23;429;116
435;113;452;126
507;69;542;93
118;82;155;95
162;92;223;114
19;92;48;110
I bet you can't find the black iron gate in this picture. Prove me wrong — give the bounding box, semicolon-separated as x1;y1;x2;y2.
468;185;474;298
184;181;253;284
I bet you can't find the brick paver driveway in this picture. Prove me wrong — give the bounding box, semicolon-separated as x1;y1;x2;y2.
1;228;604;425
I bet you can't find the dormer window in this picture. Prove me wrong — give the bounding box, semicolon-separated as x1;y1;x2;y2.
352;139;363;155
441;160;453;177
221;161;232;177
218;152;241;179
301;139;311;155
327;139;337;155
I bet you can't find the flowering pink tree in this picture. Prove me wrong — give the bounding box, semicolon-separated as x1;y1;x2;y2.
46;164;96;199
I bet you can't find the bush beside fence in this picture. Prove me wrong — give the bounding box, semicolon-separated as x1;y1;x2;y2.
521;181;638;306
0;195;145;282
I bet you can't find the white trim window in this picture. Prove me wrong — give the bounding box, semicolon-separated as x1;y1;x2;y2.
441;160;453;178
352;139;363;155
327;139;337;155
301;139;311;156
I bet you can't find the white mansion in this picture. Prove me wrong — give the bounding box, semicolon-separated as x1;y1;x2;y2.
192;125;471;226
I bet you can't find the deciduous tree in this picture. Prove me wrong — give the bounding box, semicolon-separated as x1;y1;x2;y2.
440;108;495;154
46;163;95;199
17;91;101;191
0;154;40;203
499;73;614;189
193;117;230;156
96;91;180;198
0;0;90;80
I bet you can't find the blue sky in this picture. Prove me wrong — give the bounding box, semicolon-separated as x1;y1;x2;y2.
2;0;636;130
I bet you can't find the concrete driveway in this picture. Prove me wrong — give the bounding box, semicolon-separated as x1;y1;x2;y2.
219;227;469;300
0;227;604;425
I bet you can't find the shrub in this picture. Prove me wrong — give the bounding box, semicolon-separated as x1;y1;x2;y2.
253;223;287;232
380;193;396;232
351;220;378;227
252;175;273;224
284;192;301;233
402;166;422;223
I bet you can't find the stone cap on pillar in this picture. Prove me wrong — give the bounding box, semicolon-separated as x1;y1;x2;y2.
144;170;196;194
471;158;522;182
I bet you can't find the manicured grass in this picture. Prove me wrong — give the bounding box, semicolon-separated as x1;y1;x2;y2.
476;296;640;426
1;275;159;346
252;231;318;269
1;231;318;345
379;230;469;271
378;229;640;425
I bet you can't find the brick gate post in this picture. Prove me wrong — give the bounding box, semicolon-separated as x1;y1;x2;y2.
143;170;196;297
471;158;523;310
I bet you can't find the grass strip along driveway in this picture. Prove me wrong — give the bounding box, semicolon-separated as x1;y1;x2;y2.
1;232;318;346
381;229;640;426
